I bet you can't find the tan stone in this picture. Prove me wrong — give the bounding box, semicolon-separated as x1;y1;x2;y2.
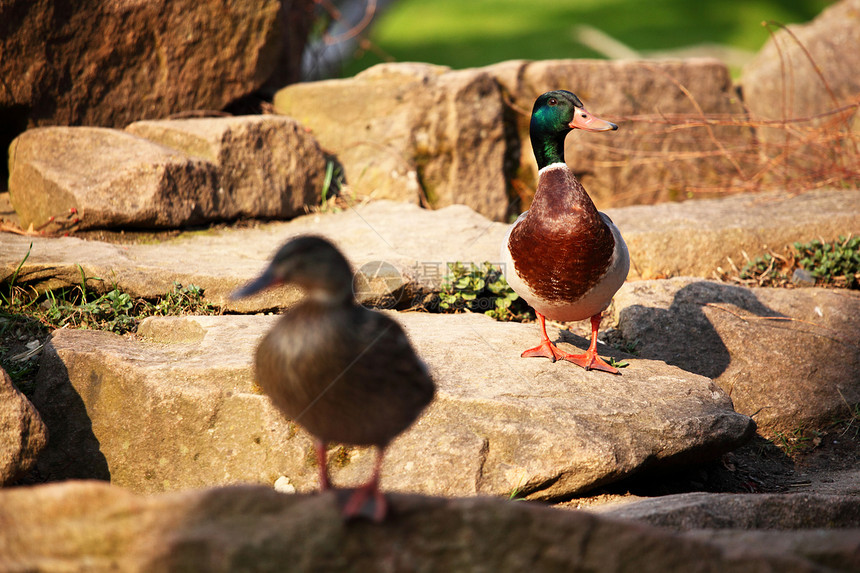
0;481;824;572
0;367;48;485
488;58;754;208
273;63;509;220
740;0;860;180
127;116;327;220
8;127;220;230
30;313;752;499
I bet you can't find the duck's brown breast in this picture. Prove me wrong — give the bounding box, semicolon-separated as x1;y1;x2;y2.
508;167;614;304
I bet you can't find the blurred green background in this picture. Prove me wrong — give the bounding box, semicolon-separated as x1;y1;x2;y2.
337;0;832;77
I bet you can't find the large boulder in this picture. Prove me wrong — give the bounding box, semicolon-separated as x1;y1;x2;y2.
610;278;860;435
0;367;48;485
0;481;825;572
274;63;510;220
274;59;755;218
0;0;283;129
29;312;753;499
126;116;327;220
740;0;860;179
8;127;221;231
490;58;754;209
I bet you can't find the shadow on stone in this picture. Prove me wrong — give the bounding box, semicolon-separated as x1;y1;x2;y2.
615;280;786;380
28;340;110;483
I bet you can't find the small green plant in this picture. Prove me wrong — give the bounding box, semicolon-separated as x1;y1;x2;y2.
739;252;785;285
437;262;531;321
735;235;859;289
795;235;860;288
316;158;346;213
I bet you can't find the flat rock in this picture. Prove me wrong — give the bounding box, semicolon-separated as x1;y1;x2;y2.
0;481;824;573
683;529;860;573
0;200;506;312
274;63;510;220
608;189;860;280
126;116;327;220
8;127;220;231
610;278;860;434
592;491;860;530
591;492;860;572
0;367;48;486
1;189;855;309
29;312;753;500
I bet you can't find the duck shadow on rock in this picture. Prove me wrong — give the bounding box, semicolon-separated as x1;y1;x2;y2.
612;280;786;380
23;346;110;485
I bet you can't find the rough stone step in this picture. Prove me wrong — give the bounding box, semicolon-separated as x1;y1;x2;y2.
590;491;860;530
0;481;829;573
1;189;856;311
589;491;860;572
30;312;753;500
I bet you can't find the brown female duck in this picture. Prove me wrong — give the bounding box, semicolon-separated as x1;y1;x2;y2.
502;90;629;374
232;235;435;521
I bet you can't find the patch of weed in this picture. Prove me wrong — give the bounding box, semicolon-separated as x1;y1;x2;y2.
433;262;532;321
771;425;822;457
726;235;859;288
795;235;860;288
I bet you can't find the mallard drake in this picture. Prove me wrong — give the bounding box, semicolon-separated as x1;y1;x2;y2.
232;236;435;521
502;90;629;374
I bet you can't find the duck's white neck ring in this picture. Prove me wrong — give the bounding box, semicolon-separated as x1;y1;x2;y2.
538;162;568;175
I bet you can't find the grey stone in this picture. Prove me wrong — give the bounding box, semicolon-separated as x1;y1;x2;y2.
30;312;753;500
610;278;860;434
592;492;860;571
0;481;825;573
591;491;860;530
0;366;48;486
126;116;327;220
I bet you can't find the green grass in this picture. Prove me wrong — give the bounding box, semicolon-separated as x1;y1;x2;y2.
342;0;830;77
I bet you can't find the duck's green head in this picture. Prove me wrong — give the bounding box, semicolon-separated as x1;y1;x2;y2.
530;90;617;169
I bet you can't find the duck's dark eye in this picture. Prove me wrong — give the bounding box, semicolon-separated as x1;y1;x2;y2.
548;98;557;106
